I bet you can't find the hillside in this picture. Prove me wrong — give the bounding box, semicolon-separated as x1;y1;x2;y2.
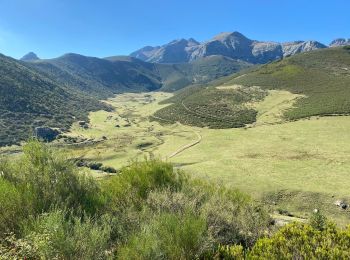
0;54;108;146
153;46;350;127
28;53;251;95
29;54;163;99
131;31;327;64
227;46;350;120
156;55;253;91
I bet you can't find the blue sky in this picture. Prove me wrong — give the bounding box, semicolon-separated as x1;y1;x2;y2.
0;0;349;59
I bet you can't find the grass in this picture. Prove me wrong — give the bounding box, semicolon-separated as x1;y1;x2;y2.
56;92;350;226
227;46;350;120
153;85;267;128
66;92;197;169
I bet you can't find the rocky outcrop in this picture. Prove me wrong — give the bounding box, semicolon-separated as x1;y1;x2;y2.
131;38;199;63
130;32;327;64
282;41;327;57
34;127;61;142
329;38;350;47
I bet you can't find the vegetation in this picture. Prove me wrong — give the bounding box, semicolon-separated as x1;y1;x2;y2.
0;140;268;258
153;85;267;128
1;140;349;259
156;55;253;92
64;92;350;226
0;54;109;146
227;46;350;120
152;47;350;129
0;51;252;146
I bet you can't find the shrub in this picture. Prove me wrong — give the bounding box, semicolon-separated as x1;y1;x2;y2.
0;210;113;259
204;244;245;259
117;212;207;260
101;165;117;173
248;221;350;259
201;188;271;247
0;178;28;236
0;140;105;216
103;159;187;211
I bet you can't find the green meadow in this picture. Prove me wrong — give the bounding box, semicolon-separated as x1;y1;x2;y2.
65;91;350;225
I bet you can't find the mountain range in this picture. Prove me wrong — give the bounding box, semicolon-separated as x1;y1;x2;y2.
130;31;331;64
1;31;349;146
154;46;350;128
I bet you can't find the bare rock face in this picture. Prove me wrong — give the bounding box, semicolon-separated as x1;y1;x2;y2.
131;32;327;64
329;38;350;47
282;41;327;57
252;41;283;63
34;127;61;142
131;38;200;63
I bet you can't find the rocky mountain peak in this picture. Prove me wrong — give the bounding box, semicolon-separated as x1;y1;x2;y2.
330;38;350;47
20;52;39;61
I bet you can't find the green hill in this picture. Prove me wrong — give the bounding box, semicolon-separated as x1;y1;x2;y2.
226;46;350;120
156;55;252;92
0;54;109;146
153;46;350;127
0;52;251;146
30;54;163;99
29;54;251;97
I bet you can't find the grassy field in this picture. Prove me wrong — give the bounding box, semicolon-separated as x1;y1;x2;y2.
61;91;350;225
66;92;198;168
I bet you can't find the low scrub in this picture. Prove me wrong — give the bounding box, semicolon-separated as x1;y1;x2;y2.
1;140;349;259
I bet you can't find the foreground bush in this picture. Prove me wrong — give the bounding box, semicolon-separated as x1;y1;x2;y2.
249;221;350;259
0;140;104;216
0;178;27;236
118;212;207;259
4;141;350;259
0;210;112;259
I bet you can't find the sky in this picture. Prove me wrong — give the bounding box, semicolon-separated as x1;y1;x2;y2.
0;0;349;59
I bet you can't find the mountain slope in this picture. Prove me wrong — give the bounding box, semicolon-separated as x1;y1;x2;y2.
156;55;253;91
131;31;327;64
29;54;163;98
0;54;108;146
130;38;199;63
330;38;350;47
153;46;350;128
27;53;252;95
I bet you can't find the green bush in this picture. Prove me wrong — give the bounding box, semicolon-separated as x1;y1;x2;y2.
103;159;187;211
118;212;207;260
0;140;105;216
204;244;245;259
248;221;350;259
0;178;28;236
200;187;270;248
1;210;112;259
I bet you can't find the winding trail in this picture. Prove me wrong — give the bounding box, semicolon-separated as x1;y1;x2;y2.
151;114;202;159
167;124;202;159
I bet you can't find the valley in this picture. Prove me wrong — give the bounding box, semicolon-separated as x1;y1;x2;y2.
60;91;350;226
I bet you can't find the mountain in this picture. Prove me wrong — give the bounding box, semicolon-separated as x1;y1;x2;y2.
131;31;327;64
228;46;350;120
1;51;251;145
0;54;108;146
130;38;200;63
20;52;40;61
153;46;350;128
155;55;252;91
281;41;327;57
27;53;252;95
330;38;350;47
29;53;163;99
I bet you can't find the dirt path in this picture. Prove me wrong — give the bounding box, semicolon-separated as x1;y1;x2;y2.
167;124;202;159
151;114;203;159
